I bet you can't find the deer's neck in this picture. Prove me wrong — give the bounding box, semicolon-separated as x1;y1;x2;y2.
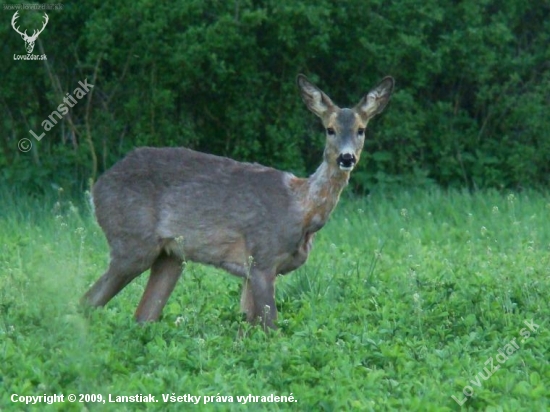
291;161;350;233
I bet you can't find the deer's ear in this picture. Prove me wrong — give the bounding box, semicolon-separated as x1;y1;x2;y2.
297;74;336;118
356;76;394;120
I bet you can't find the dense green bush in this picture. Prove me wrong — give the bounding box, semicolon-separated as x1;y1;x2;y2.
1;0;549;192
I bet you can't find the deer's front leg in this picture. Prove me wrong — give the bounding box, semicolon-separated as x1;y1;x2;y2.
241;269;277;330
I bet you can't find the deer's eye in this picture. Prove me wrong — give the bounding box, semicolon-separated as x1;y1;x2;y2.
357;129;365;137
326;128;336;136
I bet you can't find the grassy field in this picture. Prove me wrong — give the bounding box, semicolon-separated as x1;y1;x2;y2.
1;187;549;411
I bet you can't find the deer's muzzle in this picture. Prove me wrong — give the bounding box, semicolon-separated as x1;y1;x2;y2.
337;153;356;171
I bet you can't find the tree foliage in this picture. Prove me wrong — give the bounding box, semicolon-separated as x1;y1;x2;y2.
1;0;549;192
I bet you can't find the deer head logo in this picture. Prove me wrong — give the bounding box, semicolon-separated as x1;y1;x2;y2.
11;11;49;54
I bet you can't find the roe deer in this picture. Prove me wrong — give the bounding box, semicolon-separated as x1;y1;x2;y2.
82;74;394;330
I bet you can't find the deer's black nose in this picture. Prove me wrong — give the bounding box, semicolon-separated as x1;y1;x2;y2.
337;153;356;170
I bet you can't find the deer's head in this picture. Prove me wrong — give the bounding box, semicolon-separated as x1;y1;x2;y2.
297;74;394;172
11;11;49;54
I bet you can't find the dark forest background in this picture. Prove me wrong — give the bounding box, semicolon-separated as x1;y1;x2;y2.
1;0;549;194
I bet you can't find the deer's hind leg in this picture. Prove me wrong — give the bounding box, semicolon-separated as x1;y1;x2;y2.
134;251;183;322
82;239;161;308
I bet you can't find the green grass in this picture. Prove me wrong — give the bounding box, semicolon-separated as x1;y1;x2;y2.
1;187;549;411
